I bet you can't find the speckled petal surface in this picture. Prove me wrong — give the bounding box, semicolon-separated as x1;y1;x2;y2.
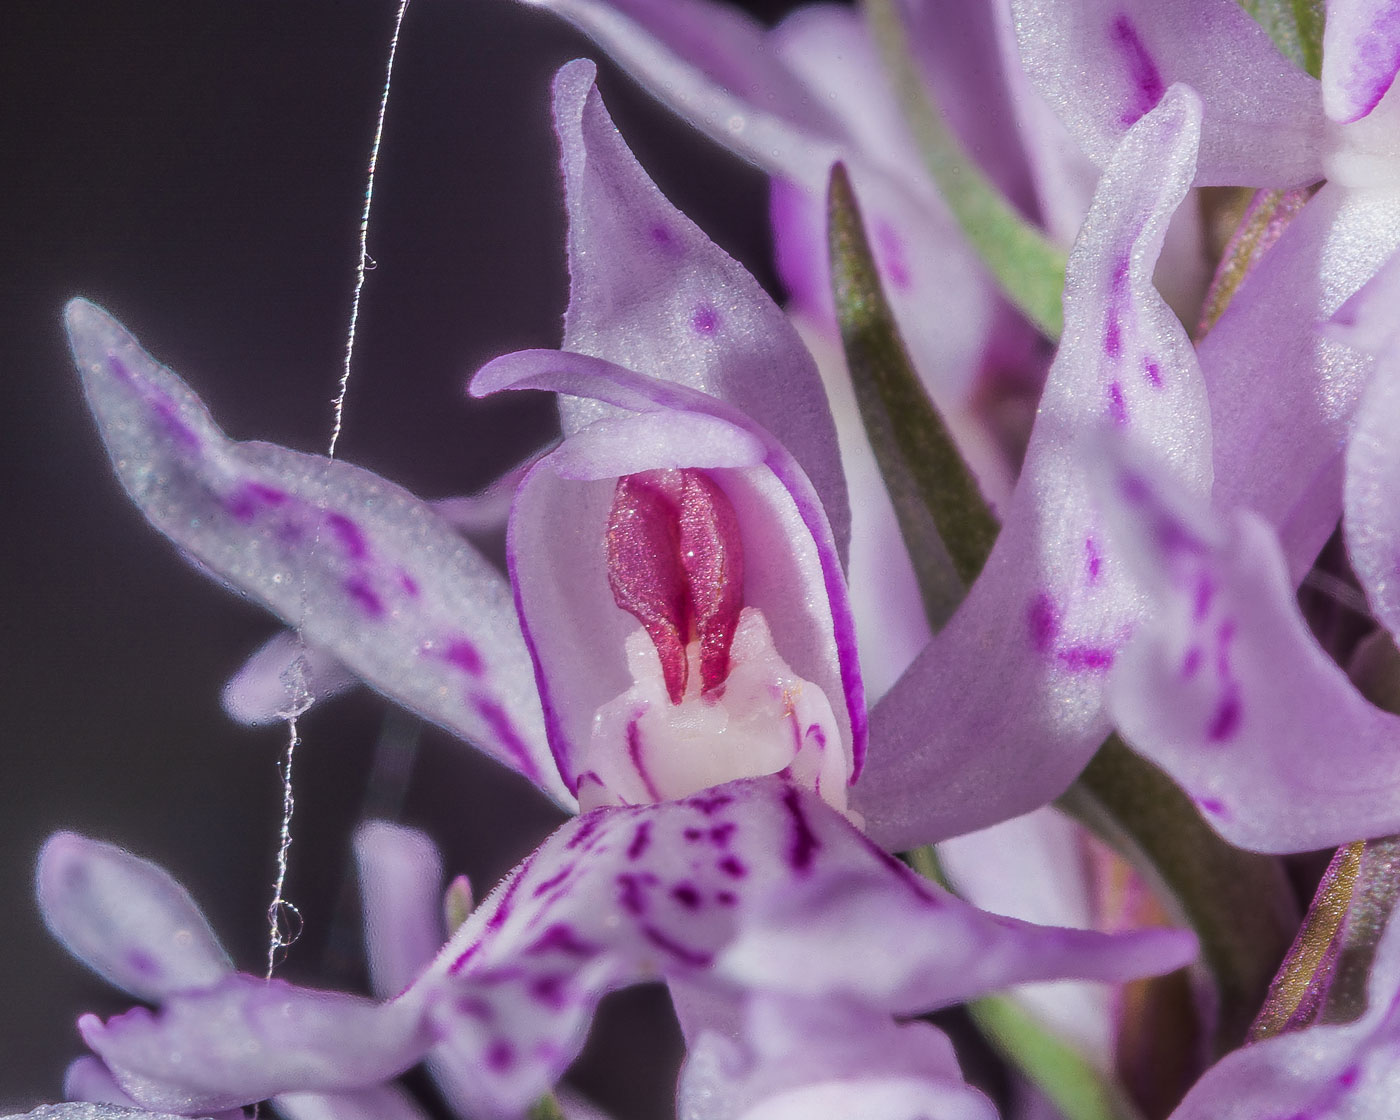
65;298;570;807
1012;0;1325;186
36;832;231;1002
549;60;850;566
856;87;1211;849
1104;451;1400;852
1323;0;1400;123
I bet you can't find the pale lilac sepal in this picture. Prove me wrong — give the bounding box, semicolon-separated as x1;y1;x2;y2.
1012;0;1326;187
79;975;438;1115
1103;452;1400;852
63;1062;245;1120
353;821;446;1001
1323;0;1400;123
220;633;357;726
550;59;850;566
473;349;865;790
272;1087;431;1120
855;87;1210;849
1169;904;1400;1117
65;298;571;808
36;833;232;1002
1200;184;1400;579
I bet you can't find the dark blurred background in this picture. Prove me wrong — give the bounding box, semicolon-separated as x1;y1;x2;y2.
1;1;812;1112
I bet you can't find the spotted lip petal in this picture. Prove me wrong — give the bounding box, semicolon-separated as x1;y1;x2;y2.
1011;0;1326;186
474;350;864;796
65;298;572;808
1322;0;1400;124
855;86;1211;849
1102;445;1400;853
36;832;232;1002
548;58;850;571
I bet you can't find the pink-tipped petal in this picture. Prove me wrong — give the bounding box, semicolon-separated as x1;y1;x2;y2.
548;60;850;565
64;298;570;808
36;832;231;1002
1323;0;1400;123
353;821;447;1001
856;87;1211;848
1013;0;1325;186
1105;452;1400;852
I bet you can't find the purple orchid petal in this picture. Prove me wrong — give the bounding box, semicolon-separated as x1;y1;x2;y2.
1342;251;1400;646
221;633;358;726
354;822;447;1001
1323;0;1400;123
1169;904;1400;1117
1200;184;1400;579
678;994;997;1120
65;298;571;808
79;974;438;1114
272;1087;431;1120
856;86;1212;849
64;1058;141;1109
74;779;1192;1116
1012;0;1326;187
36;833;231;1002
1102;449;1400;852
549;59;850;566
475;349;865;796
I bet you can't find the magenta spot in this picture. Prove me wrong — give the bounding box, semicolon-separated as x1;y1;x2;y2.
443;638;484;677
1180;646;1203;678
449;942;482;975
484;862;529;933
1085;537;1103;584
617;872;650;916
874;220;912;290
1027;592;1059;654
1105;316;1123;359
151;396;200;451
1110;13;1165;126
649;224;679;252
397;569;420;598
716;891;737;907
566;813;606;851
531;866;573;899
325;512;368;560
530;973;568;1009
525;923;596;958
107;355;134;383
718;855;747;879
486;1039;515;1072
225;480;290;522
691;304;719;335
1107;381;1128;425
343;575;384;618
1119;471;1151;504
1337;1065;1361;1089
688;792;733;815
473;696;542;781
627;821;652;860
1197;796;1228;817
1145;356;1163;387
455;995;493;1020
125;949;160;977
1058;646;1115;672
708;823;735;847
1207;688;1242;742
641;925;713;967
671;882;702;909
782;787;820;873
224;490;259;523
683;827;704;843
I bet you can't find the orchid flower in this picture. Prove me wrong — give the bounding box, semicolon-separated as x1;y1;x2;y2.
55;58;1197;1118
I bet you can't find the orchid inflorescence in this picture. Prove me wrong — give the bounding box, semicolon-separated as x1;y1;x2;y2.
19;2;1400;1119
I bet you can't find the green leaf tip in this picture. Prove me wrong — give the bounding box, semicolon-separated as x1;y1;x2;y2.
826;162;1000;622
861;0;1067;339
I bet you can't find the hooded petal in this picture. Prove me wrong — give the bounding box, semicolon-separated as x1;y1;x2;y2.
1169;905;1400;1117
78;975;438;1115
1322;0;1400;124
856;86;1211;849
65;298;571;808
220;633;357;726
473;349;864;798
354;821;447;1001
549;59;850;565
1012;0;1326;186
1102;448;1400;852
36;832;231;1002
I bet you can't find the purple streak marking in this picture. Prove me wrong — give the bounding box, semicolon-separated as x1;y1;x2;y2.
343;575;385;618
566;813;606;851
1181;646;1203;678
627;821;652;860
1107;381;1128;426
530;973;568;1009
107;354;134;384
1058;646;1115;672
642;925;713;967
531;866;573;899
1110;14;1165;126
1207;686;1242;742
781;787;820;873
486;1039;515;1072
626;716;663;802
454;995;492;1020
151;396;200;451
1144;356;1163;388
671;882;703;909
325;512;368;560
617;872;651;916
1105;316;1123;359
1198;796;1228;817
691;304;719;335
1027;592;1059;654
526;923;597;958
443;638;485;677
397;569;420;597
473;696;542;781
718;855;747;879
1085;537;1104;584
687;791;733;816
